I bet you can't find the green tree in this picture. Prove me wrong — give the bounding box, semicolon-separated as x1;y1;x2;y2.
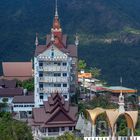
16;79;34;91
57;132;82;140
78;60;87;71
0;99;8;112
116;116;128;136
89;67;101;78
0;112;33;140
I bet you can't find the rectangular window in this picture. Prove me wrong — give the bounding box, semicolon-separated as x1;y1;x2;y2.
61;127;65;131
69;127;72;131
39;93;44;100
28;111;32;115
63;95;67;99
54;62;61;66
39;83;43;88
63;73;67;77
63;62;67;66
48;127;59;132
39;72;43;77
51;52;54;58
39;62;43;67
54;84;61;87
63;84;67;87
54;73;61;77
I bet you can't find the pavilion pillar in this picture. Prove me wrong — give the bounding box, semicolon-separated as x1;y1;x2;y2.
112;125;116;140
46;128;48;137
92;124;96;137
112;131;116;140
127;128;130;137
109;128;112;137
131;128;134;140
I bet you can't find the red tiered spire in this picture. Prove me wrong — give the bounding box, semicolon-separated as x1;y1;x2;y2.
51;0;62;41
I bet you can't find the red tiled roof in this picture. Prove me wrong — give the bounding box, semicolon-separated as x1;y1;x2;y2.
0;79;16;88
35;34;77;58
2;62;33;77
0;88;23;97
13;95;34;103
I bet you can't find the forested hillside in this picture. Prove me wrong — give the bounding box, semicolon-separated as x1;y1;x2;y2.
0;0;140;90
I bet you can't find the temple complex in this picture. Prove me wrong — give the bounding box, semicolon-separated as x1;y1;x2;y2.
29;93;78;138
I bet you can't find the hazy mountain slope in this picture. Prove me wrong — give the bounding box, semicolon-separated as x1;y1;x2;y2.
0;0;140;89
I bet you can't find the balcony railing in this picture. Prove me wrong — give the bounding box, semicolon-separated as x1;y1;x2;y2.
37;87;68;93
37;56;67;61
39;77;68;83
44;66;68;72
38;66;69;72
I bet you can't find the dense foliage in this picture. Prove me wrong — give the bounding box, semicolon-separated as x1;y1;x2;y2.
0;112;33;140
43;132;83;140
79;42;140;90
17;78;34;91
0;1;140;89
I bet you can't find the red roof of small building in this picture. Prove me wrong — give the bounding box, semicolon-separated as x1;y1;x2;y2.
0;88;23;97
13;95;34;103
2;62;33;81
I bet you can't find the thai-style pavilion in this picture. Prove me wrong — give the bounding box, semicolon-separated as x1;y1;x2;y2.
28;93;78;138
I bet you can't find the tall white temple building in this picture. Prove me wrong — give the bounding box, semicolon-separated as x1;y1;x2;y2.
34;1;78;107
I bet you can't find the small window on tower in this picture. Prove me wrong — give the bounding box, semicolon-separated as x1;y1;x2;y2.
54;84;61;87
39;83;43;88
63;62;67;66
51;52;54;58
57;62;61;66
63;73;67;77
39;93;44;100
39;62;43;67
63;84;67;87
39;72;43;77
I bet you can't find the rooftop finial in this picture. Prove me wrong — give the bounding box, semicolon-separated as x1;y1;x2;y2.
55;0;58;17
35;33;39;46
118;77;125;113
120;77;122;87
75;33;79;47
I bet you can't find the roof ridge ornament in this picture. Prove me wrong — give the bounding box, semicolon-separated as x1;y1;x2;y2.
35;33;39;46
75;33;79;47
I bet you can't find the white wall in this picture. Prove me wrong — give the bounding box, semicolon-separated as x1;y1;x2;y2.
34;45;72;107
13;103;34;112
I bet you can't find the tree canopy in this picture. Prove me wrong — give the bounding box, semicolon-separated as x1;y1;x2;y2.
0;112;33;140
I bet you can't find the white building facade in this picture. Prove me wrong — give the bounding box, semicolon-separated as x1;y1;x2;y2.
34;4;78;107
34;46;75;107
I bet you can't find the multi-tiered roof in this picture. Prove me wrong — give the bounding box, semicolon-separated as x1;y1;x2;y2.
29;93;78;127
